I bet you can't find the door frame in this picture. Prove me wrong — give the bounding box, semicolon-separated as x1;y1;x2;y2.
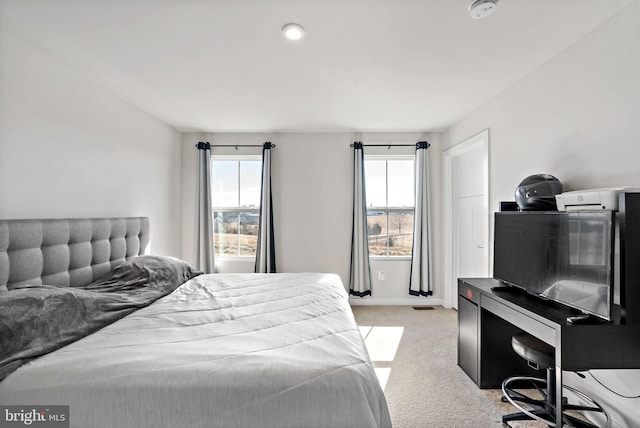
443;129;490;309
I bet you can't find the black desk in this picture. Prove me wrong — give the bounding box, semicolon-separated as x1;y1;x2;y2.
458;278;640;423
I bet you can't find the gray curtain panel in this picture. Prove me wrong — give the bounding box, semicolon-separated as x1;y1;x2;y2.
255;142;276;273
349;142;372;297
409;141;433;296
195;142;215;274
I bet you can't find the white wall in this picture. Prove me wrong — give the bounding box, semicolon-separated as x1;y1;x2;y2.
0;29;182;256
444;2;640;426
445;2;640;208
181;131;443;304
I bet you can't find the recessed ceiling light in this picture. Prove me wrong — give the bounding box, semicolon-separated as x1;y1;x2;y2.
468;0;497;19
282;23;305;41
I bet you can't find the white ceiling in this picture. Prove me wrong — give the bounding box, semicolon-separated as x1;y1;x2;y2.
0;0;635;133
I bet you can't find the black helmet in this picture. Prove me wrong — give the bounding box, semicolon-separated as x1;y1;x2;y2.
515;174;563;211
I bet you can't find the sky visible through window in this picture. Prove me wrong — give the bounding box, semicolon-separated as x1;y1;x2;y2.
365;159;414;208
211;160;261;207
212;158;413;209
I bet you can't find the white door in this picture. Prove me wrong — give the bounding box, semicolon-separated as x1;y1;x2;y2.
444;130;489;309
454;155;486;279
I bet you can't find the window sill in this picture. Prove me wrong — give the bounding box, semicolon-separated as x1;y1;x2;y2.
216;257;256;262
370;256;412;262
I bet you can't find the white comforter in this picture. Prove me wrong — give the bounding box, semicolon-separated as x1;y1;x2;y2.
0;273;391;428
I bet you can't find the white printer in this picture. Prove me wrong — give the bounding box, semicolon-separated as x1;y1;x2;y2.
555;187;640;211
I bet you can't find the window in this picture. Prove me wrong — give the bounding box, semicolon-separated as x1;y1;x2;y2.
211;156;262;257
365;157;415;257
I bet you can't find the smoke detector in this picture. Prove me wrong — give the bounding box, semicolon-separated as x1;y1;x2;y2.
468;0;497;19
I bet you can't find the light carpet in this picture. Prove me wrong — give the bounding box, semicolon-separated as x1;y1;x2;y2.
351;305;547;428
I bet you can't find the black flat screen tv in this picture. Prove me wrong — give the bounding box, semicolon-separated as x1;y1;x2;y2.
493;211;615;320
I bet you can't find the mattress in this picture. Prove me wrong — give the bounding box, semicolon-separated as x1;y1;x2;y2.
0;272;391;428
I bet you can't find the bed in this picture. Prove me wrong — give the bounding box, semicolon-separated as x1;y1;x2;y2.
0;218;391;428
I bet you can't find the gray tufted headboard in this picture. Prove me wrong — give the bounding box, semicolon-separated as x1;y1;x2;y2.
0;217;150;292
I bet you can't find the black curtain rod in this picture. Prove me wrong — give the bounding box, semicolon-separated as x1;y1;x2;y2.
195;142;275;149
350;142;429;148
214;144;276;148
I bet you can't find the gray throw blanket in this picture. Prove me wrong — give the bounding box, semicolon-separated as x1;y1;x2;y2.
0;255;201;380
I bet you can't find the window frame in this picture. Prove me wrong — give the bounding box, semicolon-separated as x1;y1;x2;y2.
365;154;416;260
211;154;262;260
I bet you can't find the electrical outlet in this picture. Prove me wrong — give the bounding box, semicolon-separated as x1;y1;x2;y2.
378;271;385;281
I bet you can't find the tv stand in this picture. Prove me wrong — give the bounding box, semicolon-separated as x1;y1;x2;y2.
458;277;640;424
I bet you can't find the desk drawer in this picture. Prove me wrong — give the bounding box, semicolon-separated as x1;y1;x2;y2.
481;295;556;346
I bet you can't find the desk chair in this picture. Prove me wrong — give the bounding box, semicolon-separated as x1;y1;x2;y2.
501;333;610;427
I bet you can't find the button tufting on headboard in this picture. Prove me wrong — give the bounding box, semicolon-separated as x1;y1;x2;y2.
0;217;150;292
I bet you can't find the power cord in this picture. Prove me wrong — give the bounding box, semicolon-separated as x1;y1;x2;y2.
585;371;640;399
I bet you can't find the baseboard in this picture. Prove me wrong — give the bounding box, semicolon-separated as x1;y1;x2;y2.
349;297;445;307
